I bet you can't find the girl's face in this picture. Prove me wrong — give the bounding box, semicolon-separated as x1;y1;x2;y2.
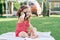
20;7;31;20
24;13;31;20
23;8;28;12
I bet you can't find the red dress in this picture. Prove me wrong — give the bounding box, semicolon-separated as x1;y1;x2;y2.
15;20;29;37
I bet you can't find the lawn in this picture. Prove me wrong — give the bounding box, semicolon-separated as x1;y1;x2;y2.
0;16;60;40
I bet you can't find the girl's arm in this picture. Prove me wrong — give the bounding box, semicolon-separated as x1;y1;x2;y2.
29;23;37;33
29;23;34;30
17;13;25;23
28;23;35;33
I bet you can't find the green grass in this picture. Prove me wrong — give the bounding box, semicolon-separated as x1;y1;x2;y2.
0;17;60;40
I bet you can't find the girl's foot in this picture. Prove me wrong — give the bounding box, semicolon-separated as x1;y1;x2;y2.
30;35;38;39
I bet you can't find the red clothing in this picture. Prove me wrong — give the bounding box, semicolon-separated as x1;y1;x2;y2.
15;20;29;37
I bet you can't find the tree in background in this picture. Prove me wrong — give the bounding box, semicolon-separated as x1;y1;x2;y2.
0;0;3;16
0;0;5;17
46;0;49;17
43;0;47;17
37;0;49;17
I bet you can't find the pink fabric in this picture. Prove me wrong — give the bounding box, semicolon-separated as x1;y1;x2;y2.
15;21;29;37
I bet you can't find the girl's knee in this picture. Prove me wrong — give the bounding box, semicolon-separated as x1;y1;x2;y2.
19;31;29;38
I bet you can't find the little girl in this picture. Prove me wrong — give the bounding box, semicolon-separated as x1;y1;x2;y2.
15;6;38;38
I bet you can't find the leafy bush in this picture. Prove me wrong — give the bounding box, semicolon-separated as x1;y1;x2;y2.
14;2;20;11
51;7;60;11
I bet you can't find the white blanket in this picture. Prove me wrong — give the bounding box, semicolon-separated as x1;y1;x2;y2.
0;32;55;40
